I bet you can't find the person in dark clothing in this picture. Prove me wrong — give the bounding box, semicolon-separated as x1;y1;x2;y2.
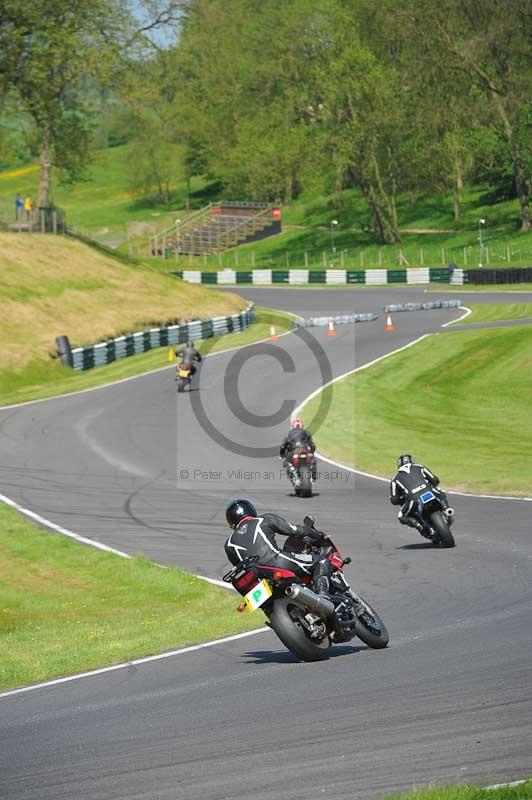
175;341;202;379
224;498;333;595
279;417;317;485
390;454;453;537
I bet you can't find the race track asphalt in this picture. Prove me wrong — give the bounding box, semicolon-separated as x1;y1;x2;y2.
1;287;531;800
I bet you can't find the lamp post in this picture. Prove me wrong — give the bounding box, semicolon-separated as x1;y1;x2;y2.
478;218;486;266
330;219;338;253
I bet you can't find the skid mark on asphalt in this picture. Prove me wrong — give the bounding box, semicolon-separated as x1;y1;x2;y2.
76;408;153;479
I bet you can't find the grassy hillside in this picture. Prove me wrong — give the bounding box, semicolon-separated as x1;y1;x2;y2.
0;145;212;247
0;232;246;402
1;148;530;268
162;183;532;271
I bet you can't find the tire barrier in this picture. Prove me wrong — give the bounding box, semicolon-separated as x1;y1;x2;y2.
59;304;255;372
55;335;73;368
294;312;378;328
383;300;463;313
171;267;451;286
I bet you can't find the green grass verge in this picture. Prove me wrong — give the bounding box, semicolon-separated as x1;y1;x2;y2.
303;325;532;496
382;782;532;800
455;304;532;324
0;306;295;408
0;501;262;692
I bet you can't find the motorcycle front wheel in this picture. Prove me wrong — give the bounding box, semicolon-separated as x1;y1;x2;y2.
268;598;329;662
430;511;455;548
352;595;389;649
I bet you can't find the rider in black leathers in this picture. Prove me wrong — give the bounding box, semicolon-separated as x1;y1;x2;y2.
279;417;317;484
390;454;453;537
175;341;202;378
224;498;333;595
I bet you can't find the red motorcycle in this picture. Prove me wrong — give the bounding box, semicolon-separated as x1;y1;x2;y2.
223;517;389;662
288;445;315;497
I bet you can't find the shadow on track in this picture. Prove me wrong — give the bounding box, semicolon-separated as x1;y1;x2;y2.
396;542;435;550
242;644;367;664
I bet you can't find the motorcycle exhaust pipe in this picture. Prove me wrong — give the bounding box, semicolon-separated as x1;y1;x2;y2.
285;584;335;618
443;507;455;518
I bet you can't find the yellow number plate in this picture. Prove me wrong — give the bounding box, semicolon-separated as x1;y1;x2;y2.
244;579;272;612
178;369;190;378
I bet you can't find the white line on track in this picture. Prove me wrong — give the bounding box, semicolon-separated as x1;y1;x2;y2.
0;627;270;700
441;305;472;327
0;492;133;558
485;780;527;790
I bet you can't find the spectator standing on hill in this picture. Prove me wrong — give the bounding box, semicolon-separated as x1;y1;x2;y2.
15;194;23;220
24;196;34;220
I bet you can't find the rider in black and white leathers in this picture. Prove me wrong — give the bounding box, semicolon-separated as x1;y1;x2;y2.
225;511;332;594
390;456;451;535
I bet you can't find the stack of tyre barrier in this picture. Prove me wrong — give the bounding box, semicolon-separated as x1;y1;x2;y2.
294;313;378;328
56;304;255;372
383;300;462;312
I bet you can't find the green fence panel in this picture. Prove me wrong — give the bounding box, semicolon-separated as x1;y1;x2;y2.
309;270;327;283
106;341;116;363
82;349;95;370
201;320;214;338
387;270;407;283
201;272;217;284
272;270;289;283
429;268;450;283
236;271;253;283
346;270;366;284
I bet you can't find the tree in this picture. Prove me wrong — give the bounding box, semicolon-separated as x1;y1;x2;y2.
0;0;131;207
391;0;532;231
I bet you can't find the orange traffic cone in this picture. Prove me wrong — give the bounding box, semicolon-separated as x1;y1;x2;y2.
385;314;394;332
269;325;278;341
328;319;336;337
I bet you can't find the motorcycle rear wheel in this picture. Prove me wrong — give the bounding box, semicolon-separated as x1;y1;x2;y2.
352;595;389;649
430;511;455;548
177;378;185;393
268;598;329;661
299;466;312;498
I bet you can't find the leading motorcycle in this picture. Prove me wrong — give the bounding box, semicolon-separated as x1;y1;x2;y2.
176;362;192;393
223;516;389;661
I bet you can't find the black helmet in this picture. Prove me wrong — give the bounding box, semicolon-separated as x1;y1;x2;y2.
397;454;413;468
225;497;257;529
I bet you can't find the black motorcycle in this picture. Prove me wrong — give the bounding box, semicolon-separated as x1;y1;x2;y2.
416;489;455;547
287;445;315;498
223;517;389;661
